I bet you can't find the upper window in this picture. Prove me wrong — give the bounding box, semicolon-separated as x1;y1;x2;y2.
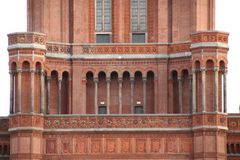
131;0;147;32
95;0;112;32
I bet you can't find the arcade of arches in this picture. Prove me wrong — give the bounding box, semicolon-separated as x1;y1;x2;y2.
9;59;227;115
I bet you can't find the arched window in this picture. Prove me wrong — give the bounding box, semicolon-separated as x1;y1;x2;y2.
131;0;147;43
95;0;112;43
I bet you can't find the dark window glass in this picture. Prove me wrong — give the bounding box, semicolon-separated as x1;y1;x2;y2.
96;34;111;43
98;106;107;114
132;33;145;43
134;106;144;114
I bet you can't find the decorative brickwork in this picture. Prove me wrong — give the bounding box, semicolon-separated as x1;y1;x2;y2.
0;0;239;160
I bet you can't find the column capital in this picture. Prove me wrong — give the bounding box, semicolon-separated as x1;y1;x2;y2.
106;77;111;83
30;68;36;73
142;77;147;82
177;76;182;81
9;70;15;75
130;77;134;82
47;76;51;81
200;67;206;72
214;66;219;72
58;77;62;81
17;69;22;73
118;77;123;83
192;69;198;73
94;78;99;83
224;69;228;74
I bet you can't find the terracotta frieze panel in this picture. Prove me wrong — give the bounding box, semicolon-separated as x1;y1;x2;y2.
8;32;46;45
44;115;192;129
191;31;229;44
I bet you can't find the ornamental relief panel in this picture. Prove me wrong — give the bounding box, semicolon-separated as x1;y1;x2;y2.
46;139;57;154
44;116;192;129
228;118;240;131
44;135;191;155
136;139;146;153
91;139;102;154
191;32;228;43
121;139;131;153
151;139;163;153
8;34;46;45
75;138;88;154
106;139;117;153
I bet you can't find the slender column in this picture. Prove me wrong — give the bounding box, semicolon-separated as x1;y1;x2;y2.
30;68;35;113
224;70;227;113
118;78;123;114
94;78;98;114
154;79;158;113
214;67;219;112
17;69;22;113
9;71;14;114
46;76;51;114
192;70;197;113
130;77;134;113
189;75;193;113
201;67;206;112
58;77;62;114
40;70;45;113
68;78;72;114
143;77;147;113
106;77;111;114
178;76;183;113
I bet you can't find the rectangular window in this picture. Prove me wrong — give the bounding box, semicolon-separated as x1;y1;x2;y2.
132;33;146;43
95;0;112;32
96;34;111;43
134;106;144;114
98;106;107;114
131;0;147;32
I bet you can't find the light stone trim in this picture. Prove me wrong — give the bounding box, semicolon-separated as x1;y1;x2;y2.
8;127;44;132
9;54;44;58
192;125;228;131
8;32;46;36
190;42;229;49
45;113;192;117
8;127;192;132
46;52;192;60
8;43;46;50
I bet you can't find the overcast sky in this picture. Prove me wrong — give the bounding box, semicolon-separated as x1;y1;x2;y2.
0;0;239;116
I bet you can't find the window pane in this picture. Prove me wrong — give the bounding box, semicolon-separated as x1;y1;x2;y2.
134;106;144;114
132;33;145;43
98;106;107;114
95;0;112;32
96;34;111;43
131;0;147;32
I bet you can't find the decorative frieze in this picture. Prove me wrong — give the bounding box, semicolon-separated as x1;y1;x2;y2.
8;32;46;45
44;115;192;129
191;31;229;44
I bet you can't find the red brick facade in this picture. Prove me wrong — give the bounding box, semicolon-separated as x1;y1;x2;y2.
0;0;239;159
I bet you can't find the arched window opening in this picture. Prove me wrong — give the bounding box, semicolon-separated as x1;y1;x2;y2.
171;70;179;113
146;71;154;113
86;71;94;114
61;72;69;114
110;71;119;114
122;71;131;114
